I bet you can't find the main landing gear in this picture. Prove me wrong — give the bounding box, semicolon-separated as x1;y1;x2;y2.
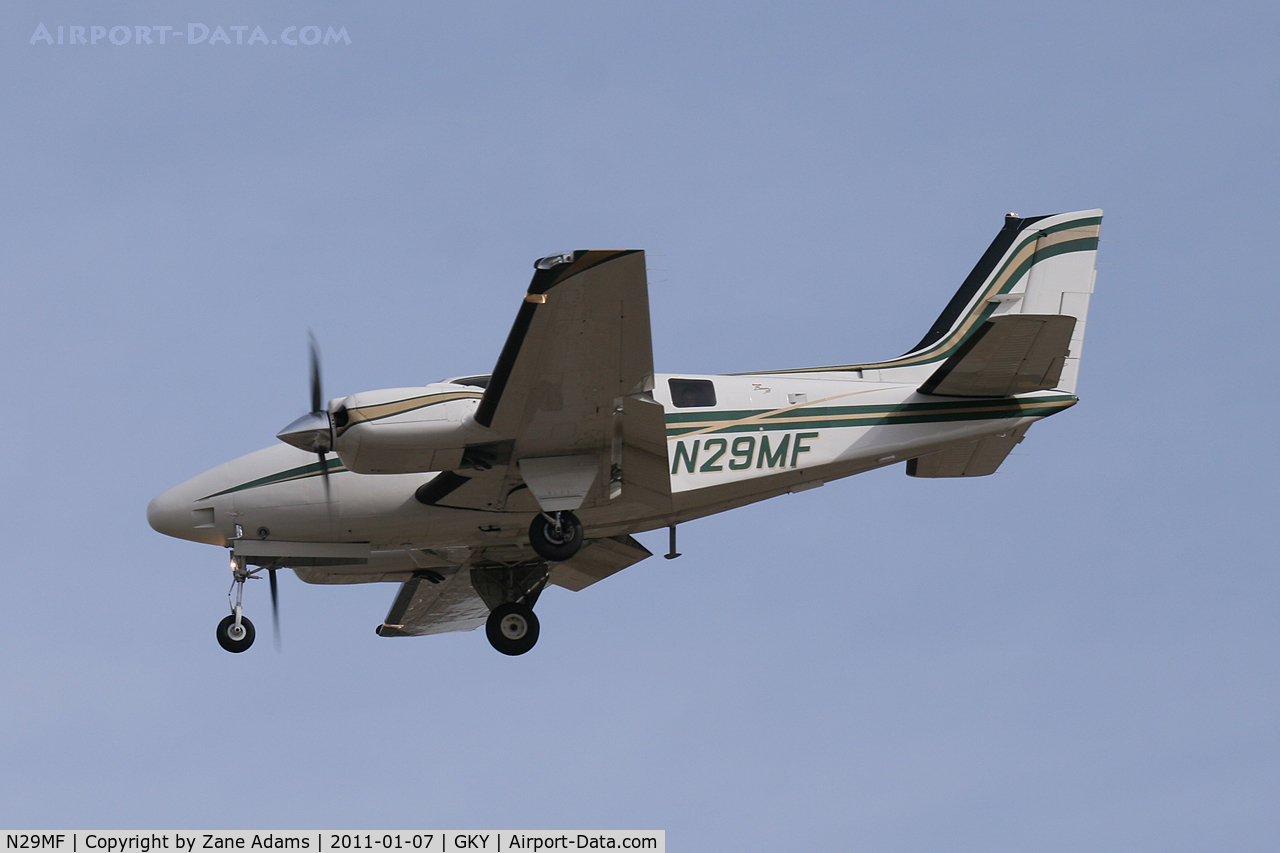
486;601;540;656
217;556;256;653
473;562;552;656
476;511;583;655
528;510;583;561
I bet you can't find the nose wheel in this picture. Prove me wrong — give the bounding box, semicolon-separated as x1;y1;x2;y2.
217;612;256;653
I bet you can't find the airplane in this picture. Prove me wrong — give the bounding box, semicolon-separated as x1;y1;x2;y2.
148;209;1102;656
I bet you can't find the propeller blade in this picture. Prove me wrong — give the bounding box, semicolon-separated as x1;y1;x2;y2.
268;567;281;651
318;451;332;503
301;333;335;526
309;331;323;415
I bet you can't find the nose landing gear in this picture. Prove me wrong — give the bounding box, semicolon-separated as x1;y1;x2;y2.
217;557;257;653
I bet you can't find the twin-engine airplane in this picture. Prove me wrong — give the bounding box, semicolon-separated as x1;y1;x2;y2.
148;209;1102;655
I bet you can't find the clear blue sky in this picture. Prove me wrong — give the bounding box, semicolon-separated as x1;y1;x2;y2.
3;1;1277;849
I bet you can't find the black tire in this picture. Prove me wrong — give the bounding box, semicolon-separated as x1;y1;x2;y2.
485;602;540;656
216;614;255;653
528;511;583;561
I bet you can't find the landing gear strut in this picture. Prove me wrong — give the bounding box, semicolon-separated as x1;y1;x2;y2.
528;510;583;561
217;557;256;653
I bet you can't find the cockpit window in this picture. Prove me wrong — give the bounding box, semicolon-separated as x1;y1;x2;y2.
668;378;717;408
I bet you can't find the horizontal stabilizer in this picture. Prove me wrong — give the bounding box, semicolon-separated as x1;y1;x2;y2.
550;535;652;592
907;427;1027;478
918;314;1076;397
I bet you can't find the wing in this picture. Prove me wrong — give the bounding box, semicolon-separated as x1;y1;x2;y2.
423;250;671;513
918;314;1077;398
374;568;490;637
476;250;653;436
374;535;652;638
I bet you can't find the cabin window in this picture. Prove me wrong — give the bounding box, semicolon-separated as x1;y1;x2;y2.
669;378;717;408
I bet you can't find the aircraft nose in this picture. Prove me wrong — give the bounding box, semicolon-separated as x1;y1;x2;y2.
147;483;226;545
147;487;190;540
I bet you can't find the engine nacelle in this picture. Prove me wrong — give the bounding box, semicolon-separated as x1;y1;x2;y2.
331;384;492;475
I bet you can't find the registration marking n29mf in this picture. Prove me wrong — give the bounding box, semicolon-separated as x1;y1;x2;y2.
671;431;818;474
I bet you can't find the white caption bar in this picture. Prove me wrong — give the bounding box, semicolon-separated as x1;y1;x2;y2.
3;833;663;853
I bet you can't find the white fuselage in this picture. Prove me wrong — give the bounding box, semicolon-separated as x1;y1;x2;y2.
148;370;1073;581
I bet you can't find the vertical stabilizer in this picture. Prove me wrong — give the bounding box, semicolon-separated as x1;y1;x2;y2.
881;209;1102;390
736;209;1102;391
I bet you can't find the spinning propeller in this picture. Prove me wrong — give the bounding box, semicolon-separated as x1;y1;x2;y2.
276;332;335;502
270;333;342;650
269;566;281;650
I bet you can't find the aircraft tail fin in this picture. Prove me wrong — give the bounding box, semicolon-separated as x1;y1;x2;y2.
735;209;1102;390
890;209;1102;393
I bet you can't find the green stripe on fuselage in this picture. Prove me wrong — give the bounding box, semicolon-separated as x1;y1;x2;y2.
665;395;1077;437
198;457;347;501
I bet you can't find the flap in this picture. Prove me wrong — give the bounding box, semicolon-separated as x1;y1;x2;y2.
919;314;1076;397
618;395;673;511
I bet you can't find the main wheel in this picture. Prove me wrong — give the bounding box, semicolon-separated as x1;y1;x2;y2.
485;602;540;656
528;511;583;561
216;614;256;653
